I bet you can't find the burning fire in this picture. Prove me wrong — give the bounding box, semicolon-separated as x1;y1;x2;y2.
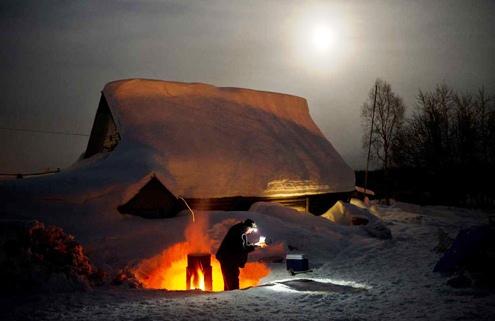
190;270;204;290
133;214;270;291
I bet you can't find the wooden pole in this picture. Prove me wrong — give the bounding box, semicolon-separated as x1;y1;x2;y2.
364;82;378;196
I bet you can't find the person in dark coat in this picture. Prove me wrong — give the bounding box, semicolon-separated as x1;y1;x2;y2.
216;219;266;290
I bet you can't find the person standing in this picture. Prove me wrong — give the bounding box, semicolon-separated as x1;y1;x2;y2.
215;219;266;290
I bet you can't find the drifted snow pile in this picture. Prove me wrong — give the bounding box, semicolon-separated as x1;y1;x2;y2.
0;220;102;293
321;199;392;239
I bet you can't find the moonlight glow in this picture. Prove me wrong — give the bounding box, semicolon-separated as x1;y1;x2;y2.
311;24;334;52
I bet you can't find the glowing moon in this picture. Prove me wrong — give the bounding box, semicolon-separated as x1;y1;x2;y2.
311;24;334;52
290;8;353;73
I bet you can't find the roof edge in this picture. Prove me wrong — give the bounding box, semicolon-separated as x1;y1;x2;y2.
103;78;307;103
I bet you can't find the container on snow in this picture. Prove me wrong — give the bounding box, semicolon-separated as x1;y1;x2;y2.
286;253;309;272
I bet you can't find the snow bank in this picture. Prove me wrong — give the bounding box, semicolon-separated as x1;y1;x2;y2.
320;200;392;239
4;200;494;321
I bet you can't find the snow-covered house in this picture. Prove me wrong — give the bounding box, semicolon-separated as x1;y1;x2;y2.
82;79;354;217
0;79;354;219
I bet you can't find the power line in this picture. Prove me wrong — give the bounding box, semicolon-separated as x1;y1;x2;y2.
0;168;60;177
0;126;90;137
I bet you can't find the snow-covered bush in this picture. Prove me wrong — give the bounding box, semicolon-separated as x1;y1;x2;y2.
0;219;102;293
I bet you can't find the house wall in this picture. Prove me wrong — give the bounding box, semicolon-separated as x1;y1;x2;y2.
84;95;120;158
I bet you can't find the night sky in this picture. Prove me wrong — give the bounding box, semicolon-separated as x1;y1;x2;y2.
1;0;494;172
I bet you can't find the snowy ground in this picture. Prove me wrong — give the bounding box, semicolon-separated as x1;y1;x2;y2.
2;202;494;321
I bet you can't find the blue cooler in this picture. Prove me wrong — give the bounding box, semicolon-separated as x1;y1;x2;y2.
286;254;309;271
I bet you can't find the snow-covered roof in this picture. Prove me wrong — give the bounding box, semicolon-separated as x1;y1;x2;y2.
97;79;354;199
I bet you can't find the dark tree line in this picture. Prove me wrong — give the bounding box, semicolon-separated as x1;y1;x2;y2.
361;80;495;208
393;85;495;171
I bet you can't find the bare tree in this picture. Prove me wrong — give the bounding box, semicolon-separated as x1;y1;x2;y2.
361;79;406;172
475;87;491;164
453;92;478;167
396;84;456;170
418;84;455;169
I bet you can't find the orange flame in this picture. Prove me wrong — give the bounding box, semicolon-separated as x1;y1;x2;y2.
133;214;270;291
190;270;205;290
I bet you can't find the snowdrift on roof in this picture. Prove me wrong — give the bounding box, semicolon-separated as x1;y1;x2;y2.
96;79;354;199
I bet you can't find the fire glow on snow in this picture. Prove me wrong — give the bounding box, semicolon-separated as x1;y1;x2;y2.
133;215;270;291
